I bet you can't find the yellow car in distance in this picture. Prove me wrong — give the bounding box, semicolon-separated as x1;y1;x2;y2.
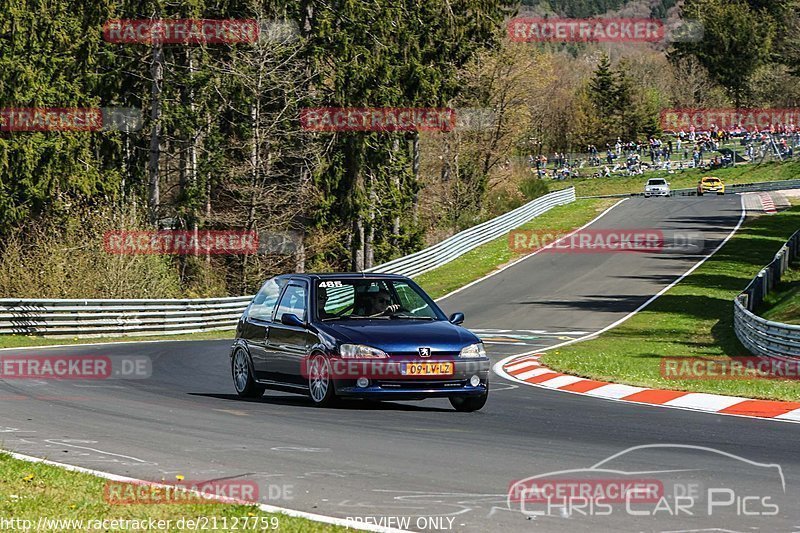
697;176;725;196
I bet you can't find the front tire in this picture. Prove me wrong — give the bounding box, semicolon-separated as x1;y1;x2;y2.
307;353;337;407
450;390;488;412
232;348;264;398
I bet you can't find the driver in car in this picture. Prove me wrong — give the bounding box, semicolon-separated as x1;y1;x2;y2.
367;290;401;317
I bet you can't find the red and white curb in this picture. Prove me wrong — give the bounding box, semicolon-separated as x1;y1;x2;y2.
498;354;800;424
759;193;777;214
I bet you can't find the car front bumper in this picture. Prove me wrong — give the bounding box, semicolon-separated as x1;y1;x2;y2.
333;358;491;399
644;189;669;197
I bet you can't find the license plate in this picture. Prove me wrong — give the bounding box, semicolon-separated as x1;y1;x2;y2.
404;362;454;376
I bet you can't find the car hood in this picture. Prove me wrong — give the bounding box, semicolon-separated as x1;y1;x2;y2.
317;319;480;355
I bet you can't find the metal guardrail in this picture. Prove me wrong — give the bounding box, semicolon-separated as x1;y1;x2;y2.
0;296;253;337
734;230;800;358
366;187;575;278
1;187;575;337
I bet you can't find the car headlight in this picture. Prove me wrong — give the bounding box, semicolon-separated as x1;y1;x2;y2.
339;344;388;359
459;343;486;358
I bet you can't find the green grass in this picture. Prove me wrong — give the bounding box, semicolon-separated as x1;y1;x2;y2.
0;453;346;533
415;198;619;299
559;161;800;198
543;204;800;402
760;267;800;324
0;329;234;349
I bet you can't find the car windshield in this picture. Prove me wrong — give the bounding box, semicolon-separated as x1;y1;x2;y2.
648;179;666;186
316;279;441;321
704;178;720;183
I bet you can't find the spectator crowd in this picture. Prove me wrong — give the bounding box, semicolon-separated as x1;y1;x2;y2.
527;122;799;180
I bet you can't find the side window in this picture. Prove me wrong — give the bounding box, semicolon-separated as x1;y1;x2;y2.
275;284;307;322
249;278;285;321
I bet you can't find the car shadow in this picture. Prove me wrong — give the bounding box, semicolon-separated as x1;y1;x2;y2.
188;392;454;412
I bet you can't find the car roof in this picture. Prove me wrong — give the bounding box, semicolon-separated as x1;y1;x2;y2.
286;272;410;281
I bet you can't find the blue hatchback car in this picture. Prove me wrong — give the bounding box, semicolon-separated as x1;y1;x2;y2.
230;273;490;411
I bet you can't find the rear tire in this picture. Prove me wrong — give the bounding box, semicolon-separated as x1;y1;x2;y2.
450;390;488;412
307;353;337;407
232;348;264;398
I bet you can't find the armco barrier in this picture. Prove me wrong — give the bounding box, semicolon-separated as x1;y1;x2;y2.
0;187;575;336
365;186;575;278
0;296;253;337
734;230;800;358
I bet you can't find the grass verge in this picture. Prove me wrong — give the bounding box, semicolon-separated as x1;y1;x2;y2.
415;198;619;299
760;268;800;324
560;160;800;198
543;203;800;402
0;453;346;532
0;329;234;350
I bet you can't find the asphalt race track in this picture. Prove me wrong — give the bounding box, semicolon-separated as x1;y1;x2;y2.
3;196;800;532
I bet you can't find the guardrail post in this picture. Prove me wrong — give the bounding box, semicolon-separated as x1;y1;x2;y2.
754;272;766;309
774;251;784;282
794;235;800;262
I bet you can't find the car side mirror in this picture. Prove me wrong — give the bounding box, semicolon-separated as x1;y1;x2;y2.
449;312;465;325
281;313;306;328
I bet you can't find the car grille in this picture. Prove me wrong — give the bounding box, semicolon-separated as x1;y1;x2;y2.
376;380;466;389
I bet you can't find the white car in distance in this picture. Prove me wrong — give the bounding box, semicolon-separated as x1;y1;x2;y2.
644;178;670;197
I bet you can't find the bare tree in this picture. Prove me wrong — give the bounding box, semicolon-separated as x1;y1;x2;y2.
209;14;318;292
